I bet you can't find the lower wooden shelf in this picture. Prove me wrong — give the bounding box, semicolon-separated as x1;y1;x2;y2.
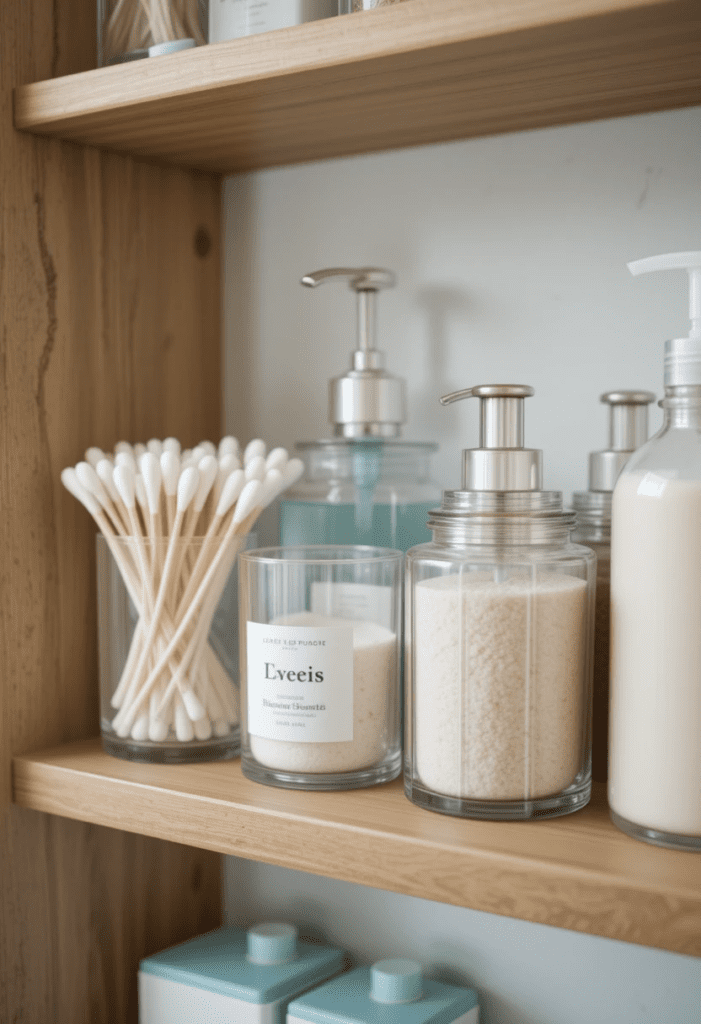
12;737;701;957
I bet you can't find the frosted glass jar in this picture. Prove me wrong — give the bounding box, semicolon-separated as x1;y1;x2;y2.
405;494;595;820
239;545;402;790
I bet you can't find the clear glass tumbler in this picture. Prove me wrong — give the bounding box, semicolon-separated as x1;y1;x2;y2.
98;531;254;763
239;545;402;790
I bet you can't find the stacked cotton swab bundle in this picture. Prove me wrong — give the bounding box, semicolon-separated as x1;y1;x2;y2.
62;436;303;750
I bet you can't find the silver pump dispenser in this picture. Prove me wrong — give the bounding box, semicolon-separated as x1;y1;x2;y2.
588;390;656;491
430;385;571;547
440;384;542;491
302;267;406;439
571;390;655;541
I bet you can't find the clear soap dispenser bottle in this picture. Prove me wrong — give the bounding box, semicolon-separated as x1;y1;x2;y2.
610;251;701;851
571;391;654;783
405;386;595;820
279;268;440;552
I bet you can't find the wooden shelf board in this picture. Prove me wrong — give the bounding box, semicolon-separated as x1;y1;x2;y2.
14;0;701;173
13;737;701;956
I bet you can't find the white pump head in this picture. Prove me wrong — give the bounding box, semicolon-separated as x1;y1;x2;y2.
628;251;701;387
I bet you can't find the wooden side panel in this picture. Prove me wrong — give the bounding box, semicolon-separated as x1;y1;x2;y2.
1;2;223;1021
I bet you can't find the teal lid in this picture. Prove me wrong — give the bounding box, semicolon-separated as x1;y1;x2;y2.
288;964;478;1024
371;960;423;1004
247;922;298;964
140;924;344;1005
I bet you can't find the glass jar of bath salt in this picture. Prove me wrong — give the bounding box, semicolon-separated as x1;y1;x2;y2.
571;391;655;783
239;545;402;790
405;386;596;821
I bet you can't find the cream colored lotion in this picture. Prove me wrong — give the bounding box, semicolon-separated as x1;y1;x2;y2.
609;470;701;836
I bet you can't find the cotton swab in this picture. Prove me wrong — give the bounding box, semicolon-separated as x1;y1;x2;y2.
244;455;267;482
265;447;288;472
244;438;266;465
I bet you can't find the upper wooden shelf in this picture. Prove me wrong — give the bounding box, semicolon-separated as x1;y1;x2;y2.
13;737;701;956
13;0;701;174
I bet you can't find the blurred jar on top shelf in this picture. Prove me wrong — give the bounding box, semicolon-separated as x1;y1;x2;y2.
210;0;337;41
341;0;411;10
98;0;206;65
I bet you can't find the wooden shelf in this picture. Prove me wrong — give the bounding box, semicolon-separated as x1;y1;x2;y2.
14;0;701;174
13;737;701;956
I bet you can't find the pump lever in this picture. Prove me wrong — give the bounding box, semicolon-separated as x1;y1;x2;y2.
440;384;541;491
301;268;396;292
601;390;656;453
441;385;534;451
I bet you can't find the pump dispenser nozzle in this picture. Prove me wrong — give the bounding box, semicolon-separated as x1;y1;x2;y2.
440;384;542;490
588;391;656;491
628;250;701;386
302;267;405;438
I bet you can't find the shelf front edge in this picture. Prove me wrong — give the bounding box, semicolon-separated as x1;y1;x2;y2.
12;739;701;957
13;0;701;173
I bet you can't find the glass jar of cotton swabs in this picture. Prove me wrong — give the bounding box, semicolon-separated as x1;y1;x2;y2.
98;0;207;66
62;437;302;763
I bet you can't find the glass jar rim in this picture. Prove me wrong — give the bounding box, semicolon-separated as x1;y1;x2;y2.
240;544;403;565
294;439;438;453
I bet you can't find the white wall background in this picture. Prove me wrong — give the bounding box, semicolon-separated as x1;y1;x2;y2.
223;104;701;1022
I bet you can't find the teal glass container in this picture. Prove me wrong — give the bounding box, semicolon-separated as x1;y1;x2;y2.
279;440;439;551
287;959;480;1024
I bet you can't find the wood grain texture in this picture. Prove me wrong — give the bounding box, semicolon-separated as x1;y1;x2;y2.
1;2;223;1021
14;739;701;957
13;0;701;174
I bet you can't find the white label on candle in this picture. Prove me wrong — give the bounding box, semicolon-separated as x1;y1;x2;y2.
247;621;354;742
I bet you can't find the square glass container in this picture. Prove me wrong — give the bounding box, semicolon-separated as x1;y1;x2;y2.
97;531;254;763
239;545;402;790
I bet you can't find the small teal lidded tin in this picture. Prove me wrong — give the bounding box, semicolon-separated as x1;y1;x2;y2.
139;922;345;1024
287;959;479;1024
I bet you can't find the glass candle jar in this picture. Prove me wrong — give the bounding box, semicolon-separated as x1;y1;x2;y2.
239;545;402;790
97;532;254;763
98;0;207;66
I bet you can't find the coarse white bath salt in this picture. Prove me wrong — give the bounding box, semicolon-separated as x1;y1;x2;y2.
414;571;588;801
249;612;396;773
